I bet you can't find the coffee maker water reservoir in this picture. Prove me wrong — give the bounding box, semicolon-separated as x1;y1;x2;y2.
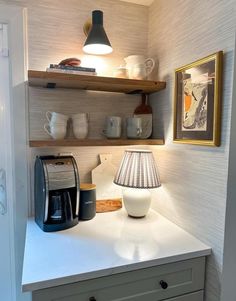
34;155;80;232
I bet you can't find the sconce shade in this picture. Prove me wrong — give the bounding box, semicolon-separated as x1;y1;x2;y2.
83;10;113;55
114;149;161;189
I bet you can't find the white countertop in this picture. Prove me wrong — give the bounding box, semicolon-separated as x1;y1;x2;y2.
22;209;211;292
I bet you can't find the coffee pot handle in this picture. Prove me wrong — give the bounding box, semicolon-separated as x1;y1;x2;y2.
145;58;155;76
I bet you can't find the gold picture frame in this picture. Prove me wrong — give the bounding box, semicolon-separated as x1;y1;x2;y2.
173;51;223;146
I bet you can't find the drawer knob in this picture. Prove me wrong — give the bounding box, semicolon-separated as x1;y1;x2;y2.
160;280;168;289
89;297;97;301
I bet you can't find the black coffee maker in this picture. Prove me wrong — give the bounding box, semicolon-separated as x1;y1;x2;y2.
34;155;80;232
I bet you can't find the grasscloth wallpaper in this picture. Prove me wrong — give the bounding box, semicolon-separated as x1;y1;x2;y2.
0;0;149;191
148;1;236;300
0;0;148;75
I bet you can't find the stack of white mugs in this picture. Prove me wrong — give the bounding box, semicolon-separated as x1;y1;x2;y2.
44;111;89;140
44;112;68;140
72;113;89;139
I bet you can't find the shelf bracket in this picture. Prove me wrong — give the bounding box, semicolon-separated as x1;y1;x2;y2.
126;89;143;95
46;82;56;89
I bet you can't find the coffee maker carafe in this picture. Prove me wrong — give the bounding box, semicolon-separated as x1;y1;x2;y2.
34;155;79;232
48;190;73;223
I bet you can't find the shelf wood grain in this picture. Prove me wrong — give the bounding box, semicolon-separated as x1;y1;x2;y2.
28;70;166;94
29;139;164;148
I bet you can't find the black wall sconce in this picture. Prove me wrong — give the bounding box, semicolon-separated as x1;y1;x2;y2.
83;10;113;55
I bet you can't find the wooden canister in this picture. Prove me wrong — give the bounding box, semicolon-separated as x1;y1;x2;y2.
79;183;96;220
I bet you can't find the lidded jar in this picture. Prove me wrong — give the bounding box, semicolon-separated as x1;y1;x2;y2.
79;183;96;220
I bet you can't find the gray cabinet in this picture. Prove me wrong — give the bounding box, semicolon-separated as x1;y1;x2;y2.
33;257;205;301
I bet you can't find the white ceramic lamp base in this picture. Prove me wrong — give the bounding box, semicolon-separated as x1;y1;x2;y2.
122;188;151;218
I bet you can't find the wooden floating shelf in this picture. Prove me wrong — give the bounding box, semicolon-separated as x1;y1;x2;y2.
29;139;164;148
28;70;166;94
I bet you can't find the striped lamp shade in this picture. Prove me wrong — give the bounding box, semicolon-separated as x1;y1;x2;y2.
114;149;161;189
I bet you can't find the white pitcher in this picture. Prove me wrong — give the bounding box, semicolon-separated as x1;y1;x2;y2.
124;55;155;80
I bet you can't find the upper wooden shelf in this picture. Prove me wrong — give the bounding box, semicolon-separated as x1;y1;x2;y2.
28;70;166;94
29;139;164;148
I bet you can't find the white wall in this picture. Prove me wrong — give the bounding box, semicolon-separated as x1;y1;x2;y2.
148;1;236;300
0;5;30;301
221;35;236;301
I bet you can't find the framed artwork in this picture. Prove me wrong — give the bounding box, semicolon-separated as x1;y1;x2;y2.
173;51;223;146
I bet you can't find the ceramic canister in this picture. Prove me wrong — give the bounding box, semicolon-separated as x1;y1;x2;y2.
79;183;96;220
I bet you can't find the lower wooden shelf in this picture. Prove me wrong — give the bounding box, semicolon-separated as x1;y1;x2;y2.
29;139;164;147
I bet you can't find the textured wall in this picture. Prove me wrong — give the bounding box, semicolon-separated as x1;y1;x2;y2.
0;0;148;76
0;0;149;200
148;1;236;301
0;0;150;213
221;38;236;301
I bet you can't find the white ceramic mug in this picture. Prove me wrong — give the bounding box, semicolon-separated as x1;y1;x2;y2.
46;111;68;125
103;116;121;139
73;121;89;139
71;113;89;123
73;125;89;139
126;117;142;139
44;123;67;140
72;113;89;139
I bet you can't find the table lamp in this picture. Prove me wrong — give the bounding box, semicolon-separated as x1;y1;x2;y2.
114;149;161;218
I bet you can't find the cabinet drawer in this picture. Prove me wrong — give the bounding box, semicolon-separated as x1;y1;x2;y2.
33;257;205;301
165;290;204;301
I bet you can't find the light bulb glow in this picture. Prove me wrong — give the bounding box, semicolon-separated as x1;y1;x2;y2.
83;44;113;55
